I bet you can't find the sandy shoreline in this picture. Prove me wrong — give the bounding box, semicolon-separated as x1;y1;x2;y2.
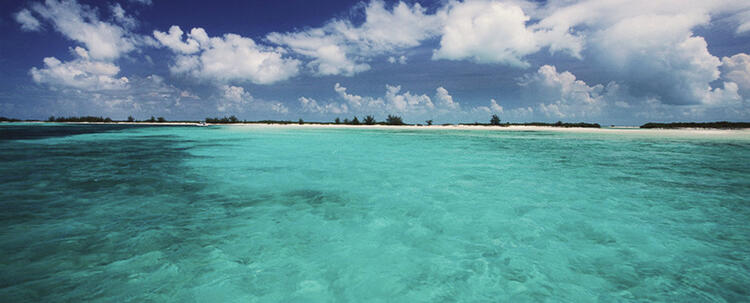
8;121;750;138
228;123;750;138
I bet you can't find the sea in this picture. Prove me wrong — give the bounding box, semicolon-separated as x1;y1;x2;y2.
1;123;748;301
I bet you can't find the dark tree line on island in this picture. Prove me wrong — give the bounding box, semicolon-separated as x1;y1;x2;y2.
3;114;603;128
327;115;406;125
509;121;601;128
201;114;410;125
45;115;171;123
640;121;750;129
47;116;114;123
5;114;748;129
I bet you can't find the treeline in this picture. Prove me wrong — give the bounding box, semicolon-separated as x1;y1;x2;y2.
205;116;240;123
0;117;23;122
515;121;601;128
457;120;600;128
45;115;175;123
331;115;406;125
201;115;408;125
640;121;750;129
204;116;301;124
48;116;113;122
4;114;607;128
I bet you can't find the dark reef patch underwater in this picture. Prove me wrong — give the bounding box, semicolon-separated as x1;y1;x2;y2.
1;124;749;301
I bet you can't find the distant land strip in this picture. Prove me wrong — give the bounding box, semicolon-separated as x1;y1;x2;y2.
640;122;750;129
2;116;749;129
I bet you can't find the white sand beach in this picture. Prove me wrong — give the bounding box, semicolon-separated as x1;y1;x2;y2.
216;123;750;138
40;121;750;139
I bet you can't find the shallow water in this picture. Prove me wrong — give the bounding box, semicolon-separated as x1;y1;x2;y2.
1;124;749;301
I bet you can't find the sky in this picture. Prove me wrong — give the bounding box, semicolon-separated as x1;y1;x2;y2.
1;0;750;125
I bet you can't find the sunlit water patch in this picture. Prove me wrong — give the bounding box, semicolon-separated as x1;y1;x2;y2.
1;124;749;301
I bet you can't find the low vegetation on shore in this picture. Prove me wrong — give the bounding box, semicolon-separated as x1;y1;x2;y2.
640;122;750;129
2;115;748;130
458;121;601;128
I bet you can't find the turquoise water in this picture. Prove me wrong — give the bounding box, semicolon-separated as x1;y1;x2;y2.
1;124;749;301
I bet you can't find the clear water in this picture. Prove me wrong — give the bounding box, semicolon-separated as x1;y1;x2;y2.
1;124;749;302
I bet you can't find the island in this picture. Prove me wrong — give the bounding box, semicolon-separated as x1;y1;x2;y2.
640;122;750;129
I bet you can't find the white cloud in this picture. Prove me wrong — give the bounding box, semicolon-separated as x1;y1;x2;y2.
154;26;300;84
589;13;722;105
472;99;503;114
299;96;321;112
110;3;137;29
736;10;750;34
434;86;460;110
329;83;473;120
267;1;442;76
29;0;137;60
490;99;504;113
428;0;750;106
218;85;252;112
221;85;252;103
515;63;746;122
519;65;611;119
214;85;291;115
702;81;742;107
433;1;541;67
298;97;348;114
153;26;200;54
534;0;750;105
15;9;41;31
129;0;152;5
30;47;129;90
388;55;407;64
334;82;383;108
385;84;434;113
21;73;205;119
721;53;750;96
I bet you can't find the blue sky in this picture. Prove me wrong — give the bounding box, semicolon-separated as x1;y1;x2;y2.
1;0;750;124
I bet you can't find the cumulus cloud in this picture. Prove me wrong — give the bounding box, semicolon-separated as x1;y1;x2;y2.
221;85;251;103
217;85;252;112
334;82;383;109
515;63;746;123
721;53;750;96
22;73;204;119
736;10;750;34
534;0;750;105
19;0;156;96
212;85;290;115
434;86;460;110
154;26;300;84
433;1;541;67
702;82;742;107
267;1;442;76
428;0;750;106
519;65;613;119
30;47;130;90
15;9;42;31
298;97;348;114
388;55;407;64
28;0;137;60
153;26;201;54
385;84;434;113
110;3;137;29
473;99;503;114
324;83;473;121
590;13;721;105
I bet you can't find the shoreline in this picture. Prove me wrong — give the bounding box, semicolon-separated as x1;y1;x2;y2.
6;121;748;137
225;123;750;137
5;121;750;137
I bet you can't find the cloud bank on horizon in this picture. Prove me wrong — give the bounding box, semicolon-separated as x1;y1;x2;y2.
4;0;750;124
